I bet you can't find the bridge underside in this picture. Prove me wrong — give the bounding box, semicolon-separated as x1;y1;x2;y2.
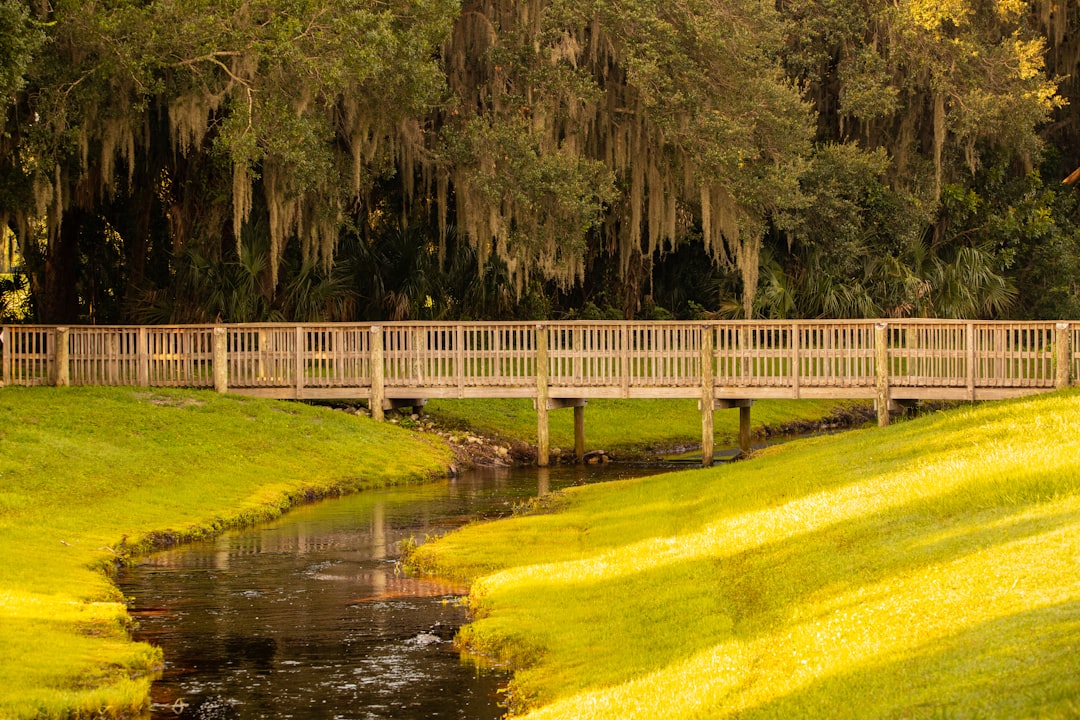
220;383;1054;469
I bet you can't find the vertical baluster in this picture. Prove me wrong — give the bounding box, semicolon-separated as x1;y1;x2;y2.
296;326;305;397
456;325;465;397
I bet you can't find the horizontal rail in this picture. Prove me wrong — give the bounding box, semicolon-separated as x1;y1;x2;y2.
1;321;1075;403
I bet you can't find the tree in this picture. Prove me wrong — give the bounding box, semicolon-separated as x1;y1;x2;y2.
0;1;1073;323
782;0;1058;192
0;0;42;105
3;0;457;322
760;0;1060;320
438;0;810;316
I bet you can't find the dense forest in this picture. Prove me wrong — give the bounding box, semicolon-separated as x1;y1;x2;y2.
2;0;1080;324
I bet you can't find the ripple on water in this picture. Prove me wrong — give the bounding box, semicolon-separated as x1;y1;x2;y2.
121;465;660;719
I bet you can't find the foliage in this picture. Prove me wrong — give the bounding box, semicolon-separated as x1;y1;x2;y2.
960;150;1080;320
0;0;42;104
440;0;809;308
783;0;1058;189
410;390;1080;718
0;270;31;322
132;240;359;324
0;386;450;719
748;0;1063;320
3;0;457;321
0;0;1076;322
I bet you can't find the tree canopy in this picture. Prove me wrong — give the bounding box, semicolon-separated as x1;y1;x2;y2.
1;0;1078;323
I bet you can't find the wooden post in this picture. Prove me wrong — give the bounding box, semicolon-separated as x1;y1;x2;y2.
537;467;550;497
0;326;8;387
412;327;425;385
874;322;890;427
370;326;385;421
138;328;150;387
700;324;715;467
53;327;70;387
108;331;120;385
1056;322;1072;389
536;324;550;467
213;326;228;393
739;405;751;455
574;404;585;463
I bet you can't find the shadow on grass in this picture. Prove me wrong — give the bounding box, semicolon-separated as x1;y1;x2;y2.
739;599;1080;719
475;461;1080;707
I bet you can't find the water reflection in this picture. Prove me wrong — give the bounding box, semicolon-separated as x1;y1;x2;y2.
120;464;667;719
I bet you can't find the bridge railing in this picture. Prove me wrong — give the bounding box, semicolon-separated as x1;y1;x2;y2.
886;322;1059;390
1;320;1076;400
709;322;880;389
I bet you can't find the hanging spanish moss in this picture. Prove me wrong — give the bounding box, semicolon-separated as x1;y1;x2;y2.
433;0;807;314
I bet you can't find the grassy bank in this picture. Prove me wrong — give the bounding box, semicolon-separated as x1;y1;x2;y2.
409;389;1080;718
424;398;869;458
0;386;451;720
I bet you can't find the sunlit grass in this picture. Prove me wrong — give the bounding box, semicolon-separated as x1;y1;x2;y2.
410;389;1080;718
424;397;866;455
0;386;450;719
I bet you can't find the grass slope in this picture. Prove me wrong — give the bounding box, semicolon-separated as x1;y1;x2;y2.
425;398;867;456
0;386;450;720
409;389;1080;719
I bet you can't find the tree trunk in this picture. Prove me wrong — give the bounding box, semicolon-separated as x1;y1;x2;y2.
118;182;155;318
42;207;86;324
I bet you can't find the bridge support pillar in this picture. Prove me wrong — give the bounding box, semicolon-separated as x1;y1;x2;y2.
740;404;751;455
700;325;715;466
574;405;585;463
700;398;753;464
701;409;714;467
710;399;754;458
534;397;587;466
384;398;428;414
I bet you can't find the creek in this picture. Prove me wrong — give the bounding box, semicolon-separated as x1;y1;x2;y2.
118;463;670;719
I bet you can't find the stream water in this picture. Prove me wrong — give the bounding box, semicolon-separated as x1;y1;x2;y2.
118;463;670;720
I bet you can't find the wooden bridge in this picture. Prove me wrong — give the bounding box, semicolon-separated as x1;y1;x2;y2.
2;320;1075;466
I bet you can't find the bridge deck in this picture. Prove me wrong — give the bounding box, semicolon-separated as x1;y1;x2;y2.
3;320;1075;465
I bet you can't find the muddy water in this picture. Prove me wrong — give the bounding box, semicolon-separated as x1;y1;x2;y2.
119;464;669;719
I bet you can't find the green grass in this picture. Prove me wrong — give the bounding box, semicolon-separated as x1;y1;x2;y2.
408;389;1080;719
424;398;867;456
0;386;451;720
